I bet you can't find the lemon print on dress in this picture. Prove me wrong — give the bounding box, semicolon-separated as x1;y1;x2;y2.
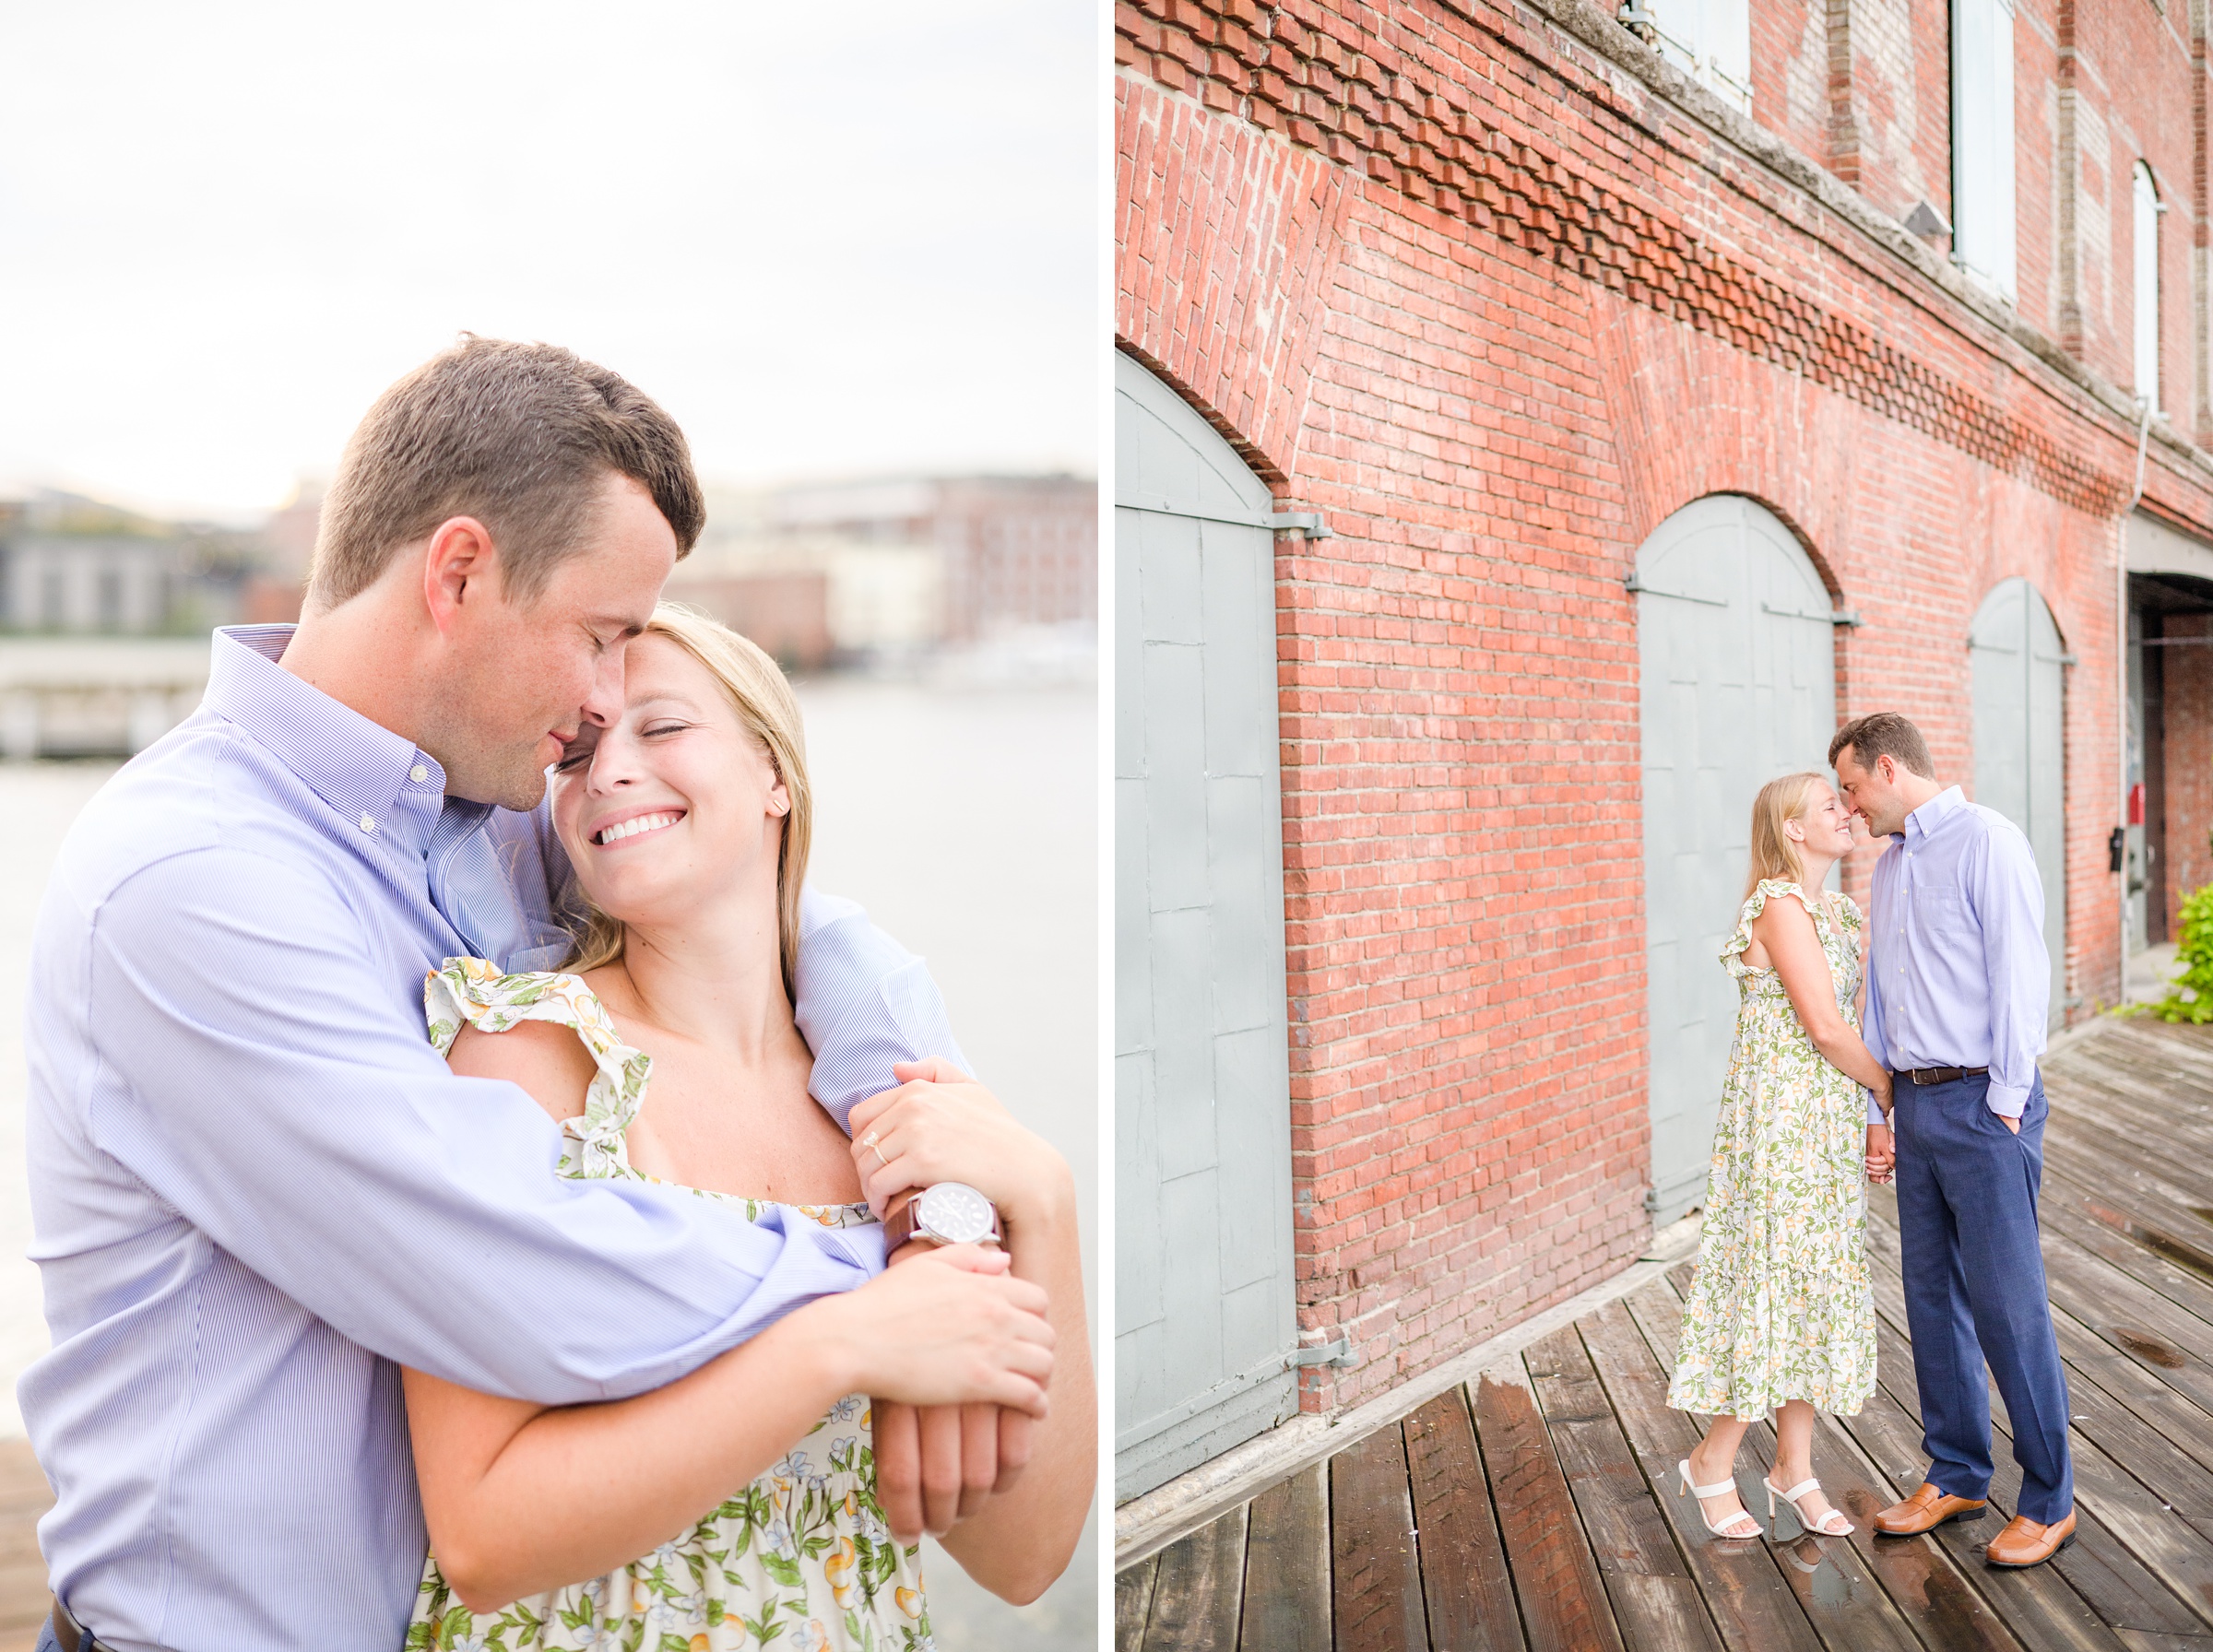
826;1535;860;1608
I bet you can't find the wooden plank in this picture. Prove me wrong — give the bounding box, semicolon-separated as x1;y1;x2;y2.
2046;1302;2213;1542
1523;1325;1724;1652
1331;1420;1429;1652
1824;1351;2131;1652
1143;1504;1249;1652
1576;1295;1828;1652
2068;1032;2213;1134
1855;1259;2207;1641
1240;1463;1332;1652
2041;1112;2213;1234
1866;1204;2213;1631
2043;1067;2213;1212
1627;1272;2020;1652
2029;1192;2213;1389
2040;1106;2213;1249
1872;1192;2213;1448
2048;1298;2213;1484
1402;1388;1524;1652
2036;1163;2213;1338
1118;1555;1160;1652
1473;1356;1626;1652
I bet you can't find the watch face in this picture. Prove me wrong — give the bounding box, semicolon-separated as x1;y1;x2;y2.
918;1182;995;1245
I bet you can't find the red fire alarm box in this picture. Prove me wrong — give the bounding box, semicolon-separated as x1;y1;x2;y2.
2129;782;2146;826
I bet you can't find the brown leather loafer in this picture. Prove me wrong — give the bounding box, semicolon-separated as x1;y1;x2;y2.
1873;1481;1989;1535
1985;1509;2077;1568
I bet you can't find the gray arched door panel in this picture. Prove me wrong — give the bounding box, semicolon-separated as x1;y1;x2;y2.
1970;579;2067;1025
1114;354;1297;1499
1638;496;1839;1222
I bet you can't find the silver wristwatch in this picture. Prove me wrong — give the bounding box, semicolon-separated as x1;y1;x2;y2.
884;1181;1002;1249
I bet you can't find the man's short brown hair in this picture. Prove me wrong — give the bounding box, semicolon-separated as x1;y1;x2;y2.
307;336;704;609
1828;711;1935;778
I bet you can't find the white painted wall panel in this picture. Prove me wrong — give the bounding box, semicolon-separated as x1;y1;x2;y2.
1114;353;1298;1499
1639;495;1839;1223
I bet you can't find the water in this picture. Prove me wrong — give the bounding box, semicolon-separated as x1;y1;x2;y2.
0;677;1098;1646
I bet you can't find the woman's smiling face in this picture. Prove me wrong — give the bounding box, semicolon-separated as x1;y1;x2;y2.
550;633;788;928
1796;779;1856;856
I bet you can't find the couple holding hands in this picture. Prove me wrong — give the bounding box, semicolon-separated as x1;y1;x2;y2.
18;339;1092;1652
1666;712;2075;1571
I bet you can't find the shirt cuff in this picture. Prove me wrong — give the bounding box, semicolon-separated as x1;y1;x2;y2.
1986;1082;2030;1119
1865;1090;1888;1127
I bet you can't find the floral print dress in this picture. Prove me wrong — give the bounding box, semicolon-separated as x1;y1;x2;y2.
405;958;932;1652
1666;880;1877;1420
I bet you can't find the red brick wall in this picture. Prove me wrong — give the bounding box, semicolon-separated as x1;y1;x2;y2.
2164;612;2213;929
1750;0;1828;172
1118;0;2213;1414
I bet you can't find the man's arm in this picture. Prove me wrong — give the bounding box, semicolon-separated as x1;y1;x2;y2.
1968;826;2049;1119
795;888;972;1130
85;846;882;1404
1861;860;1892;1127
788;890;1011;1538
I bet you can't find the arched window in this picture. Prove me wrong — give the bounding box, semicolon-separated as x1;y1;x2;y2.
2135;160;2161;412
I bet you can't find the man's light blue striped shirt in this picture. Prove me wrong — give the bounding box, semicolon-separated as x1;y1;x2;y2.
1862;785;2048;1122
18;626;965;1652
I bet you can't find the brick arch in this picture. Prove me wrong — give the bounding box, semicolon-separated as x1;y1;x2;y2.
1116;80;1355;495
1115;338;1291;488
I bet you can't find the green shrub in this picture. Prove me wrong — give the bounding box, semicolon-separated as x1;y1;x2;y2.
2147;882;2213;1023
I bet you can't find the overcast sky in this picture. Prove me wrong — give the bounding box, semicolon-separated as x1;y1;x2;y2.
0;1;1095;522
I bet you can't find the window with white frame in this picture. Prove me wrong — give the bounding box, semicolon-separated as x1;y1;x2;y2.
1640;0;1751;112
1952;0;2018;299
2135;160;2161;411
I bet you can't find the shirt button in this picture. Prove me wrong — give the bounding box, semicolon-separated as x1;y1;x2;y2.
410;764;428;784
360;813;375;832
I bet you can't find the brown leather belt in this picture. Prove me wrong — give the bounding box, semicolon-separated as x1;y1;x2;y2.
1905;1065;1990;1086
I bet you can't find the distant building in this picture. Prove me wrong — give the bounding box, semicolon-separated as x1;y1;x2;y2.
0;493;254;636
665;570;834;672
669;474;1096;665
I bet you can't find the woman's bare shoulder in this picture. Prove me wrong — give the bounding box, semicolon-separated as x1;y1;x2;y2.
446;1018;595;1125
1746;880;1818;927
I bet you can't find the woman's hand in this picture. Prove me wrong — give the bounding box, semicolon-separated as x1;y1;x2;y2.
802;1244;1055;1414
850;1058;1072;1229
1865;1122;1895;1185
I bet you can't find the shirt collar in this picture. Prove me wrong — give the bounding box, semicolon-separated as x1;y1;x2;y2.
1899;785;1965;844
204;625;449;853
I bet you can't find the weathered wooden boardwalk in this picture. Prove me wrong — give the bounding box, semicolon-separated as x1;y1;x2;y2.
1117;1017;2213;1652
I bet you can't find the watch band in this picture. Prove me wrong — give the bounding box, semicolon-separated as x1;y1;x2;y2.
884;1187;1003;1249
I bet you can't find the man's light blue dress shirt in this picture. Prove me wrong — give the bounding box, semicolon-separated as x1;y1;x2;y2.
18;626;965;1652
1862;785;2049;1123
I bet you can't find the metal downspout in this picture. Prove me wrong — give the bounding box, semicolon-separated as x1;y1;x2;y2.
2121;398;2154;1005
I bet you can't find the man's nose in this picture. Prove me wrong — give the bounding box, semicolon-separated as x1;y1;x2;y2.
579;643;629;728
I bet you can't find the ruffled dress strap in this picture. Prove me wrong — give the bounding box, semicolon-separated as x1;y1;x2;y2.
423;956;651;1180
1722;878;1827;976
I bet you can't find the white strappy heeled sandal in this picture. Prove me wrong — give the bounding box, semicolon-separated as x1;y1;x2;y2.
1676;1459;1762;1539
1765;1475;1854;1536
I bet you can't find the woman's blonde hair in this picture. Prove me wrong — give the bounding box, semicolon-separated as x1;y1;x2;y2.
563;603;812;1000
1743;771;1831;902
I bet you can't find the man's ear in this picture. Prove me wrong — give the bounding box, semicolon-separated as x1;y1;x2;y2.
421;516;499;638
